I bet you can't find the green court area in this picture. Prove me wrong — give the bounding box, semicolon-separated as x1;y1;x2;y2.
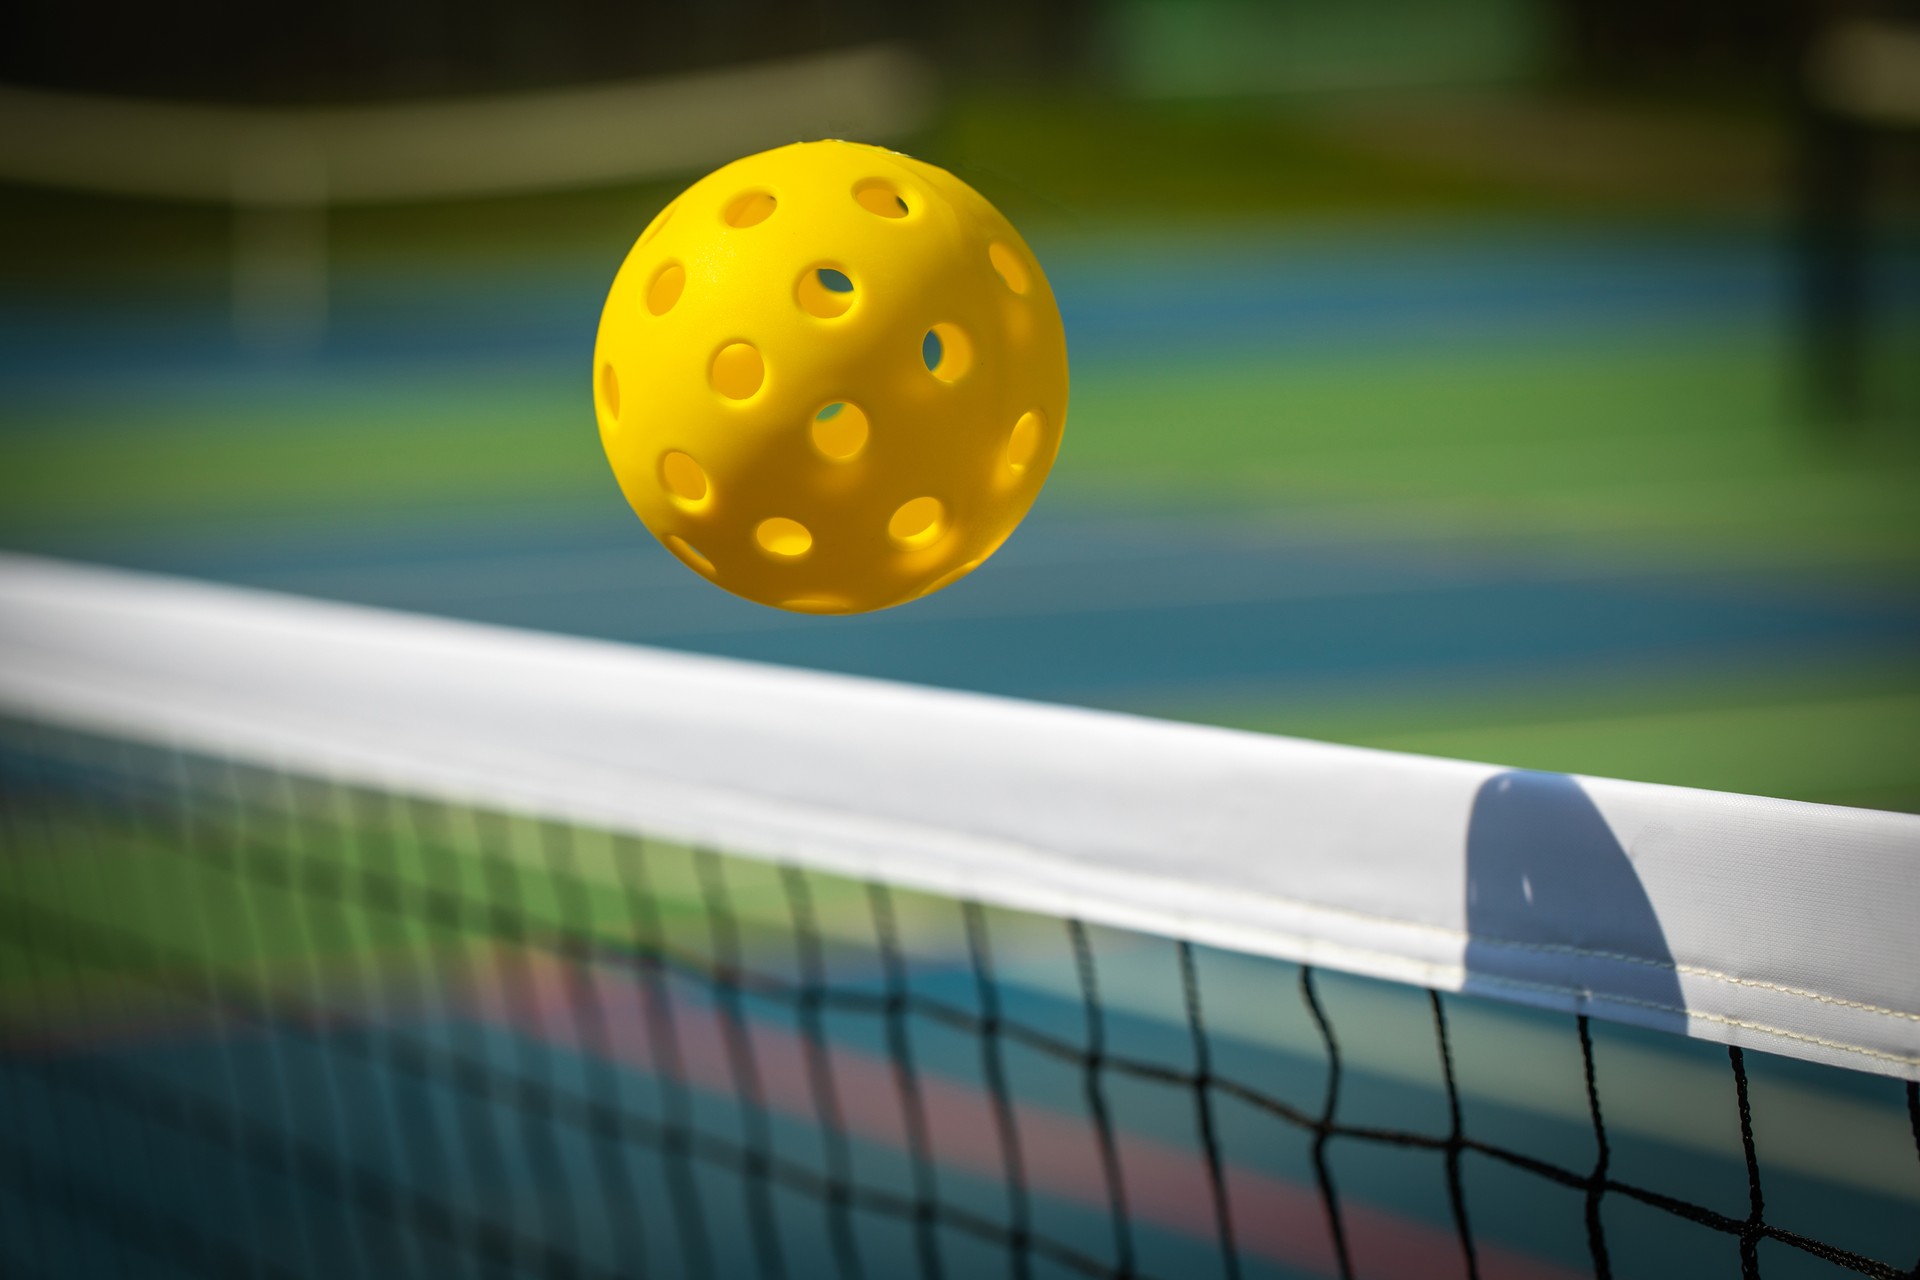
1169;659;1920;814
1056;327;1920;564
5;321;1918;563
0;748;977;1030
2;92;1916;811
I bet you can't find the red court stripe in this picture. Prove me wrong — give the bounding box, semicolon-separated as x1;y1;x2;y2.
487;951;1583;1280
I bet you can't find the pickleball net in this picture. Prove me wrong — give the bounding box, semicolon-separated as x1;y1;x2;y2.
1;554;1916;1280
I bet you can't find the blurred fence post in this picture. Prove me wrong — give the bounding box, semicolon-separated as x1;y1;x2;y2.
1797;18;1920;430
230;130;329;355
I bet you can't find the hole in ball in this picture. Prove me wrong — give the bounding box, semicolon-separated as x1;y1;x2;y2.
1007;410;1044;473
917;557;984;600
724;191;777;228
647;263;685;316
660;451;709;507
922;324;972;383
757;517;813;558
710;342;764;400
889;497;947;549
796;266;856;319
783;596;854;615
639;203;674;245
988;242;1030;294
665;535;714;578
599;363;621;423
810;402;869;461
855;179;909;218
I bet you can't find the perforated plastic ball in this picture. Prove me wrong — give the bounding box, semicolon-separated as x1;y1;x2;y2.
592;140;1068;615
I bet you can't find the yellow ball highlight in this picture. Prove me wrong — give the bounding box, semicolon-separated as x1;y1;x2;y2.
593;139;1069;615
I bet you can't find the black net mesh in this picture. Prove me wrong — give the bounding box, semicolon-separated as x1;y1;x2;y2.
2;717;1916;1280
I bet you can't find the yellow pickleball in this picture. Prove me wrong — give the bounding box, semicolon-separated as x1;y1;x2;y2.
592;139;1068;614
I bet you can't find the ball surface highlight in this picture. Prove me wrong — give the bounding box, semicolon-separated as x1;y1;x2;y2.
593;140;1068;614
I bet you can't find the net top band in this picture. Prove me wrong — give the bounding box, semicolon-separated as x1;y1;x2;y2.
2;552;1915;1079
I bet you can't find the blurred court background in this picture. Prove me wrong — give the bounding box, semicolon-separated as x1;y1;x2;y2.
3;0;1917;811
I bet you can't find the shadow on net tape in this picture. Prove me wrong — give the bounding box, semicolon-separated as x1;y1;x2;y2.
1464;770;1687;1035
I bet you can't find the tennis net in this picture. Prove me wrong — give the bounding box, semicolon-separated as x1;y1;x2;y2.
1;554;1915;1280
